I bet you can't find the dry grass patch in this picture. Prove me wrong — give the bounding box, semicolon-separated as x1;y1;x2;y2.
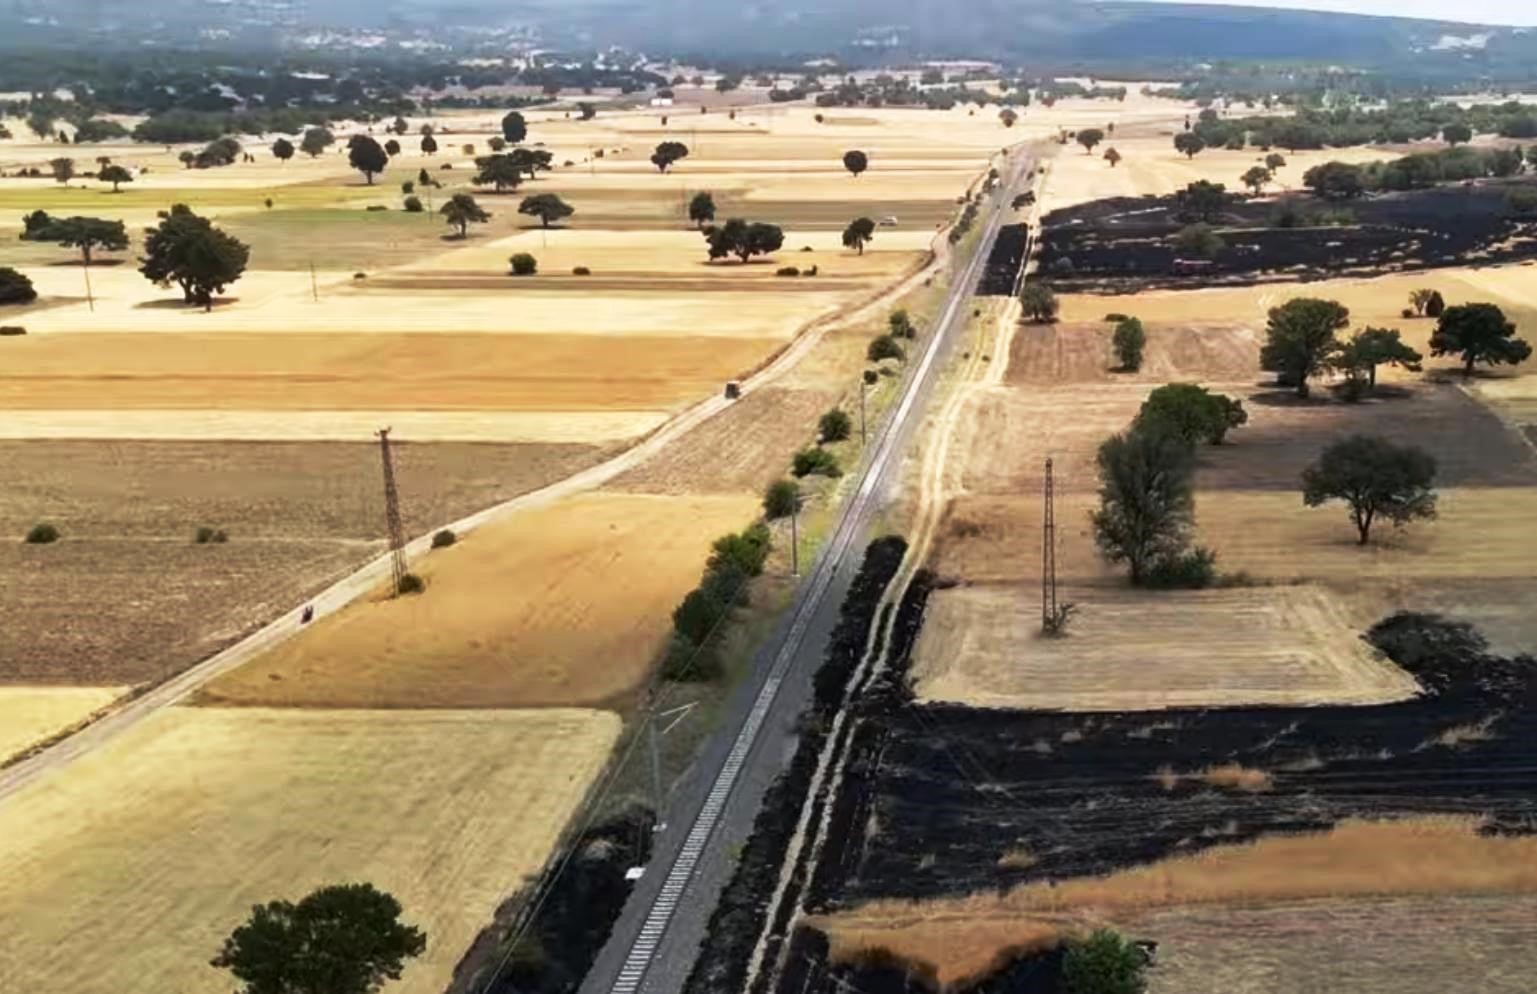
1153;763;1274;793
821;817;1537;989
0;705;618;994
0;686;127;763
196;492;757;709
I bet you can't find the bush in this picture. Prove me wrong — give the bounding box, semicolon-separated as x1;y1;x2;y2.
397;572;426;595
572;266;591;275
25;523;60;544
867;334;905;362
1063;929;1147;994
0;267;38;305
366;204;388;212
775;266;801;277
818;408;852;443
709;523;772;578
402;195;424;213
888;309;916;339
194;526;229;544
509;252;538;276
793;447;843;478
1104;312;1130;323
1140;547;1217;589
763;479;800;520
1112;317;1146;372
1425;290;1446;318
1019;282;1059;323
0;326;25;336
672;586;732;644
431;529;456;548
660;634;723;682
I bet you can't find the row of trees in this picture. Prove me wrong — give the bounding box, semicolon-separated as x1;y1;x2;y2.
1179;99;1537;155
1303;146;1535;199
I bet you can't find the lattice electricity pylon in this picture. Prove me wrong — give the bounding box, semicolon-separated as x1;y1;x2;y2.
1042;456;1057;630
377;427;408;595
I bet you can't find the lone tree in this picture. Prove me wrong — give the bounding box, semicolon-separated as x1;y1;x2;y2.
420;132;438;156
999;108;1018;128
1019;282;1059;323
510;147;553;179
1103;147;1122;168
1112;316;1146;371
842;149;869;177
501;110;527;144
139;204;249;311
49;157;75;184
842;216;876;255
1091;428;1196;585
1442;122;1473;146
0;266;37;305
1333;327;1424;397
1175;180;1228;223
1137;383;1247;445
1429;302;1532;376
1077;127;1105;155
440;193;491;238
211;882;426;994
1260;297;1349;398
95;163;132;192
23;215;129;266
1173;132;1205;159
650;141;689;173
1302;435;1438;545
1241;165;1272;195
348;135;389;184
818;407;852;443
519;193;574;228
300;127;334;158
688;191;716;229
762;478;801;519
704;219;784;263
271;137;295;163
1265;152;1287;172
384;139;401;157
1062;928;1147;994
473;154;524;192
1303;161;1366;201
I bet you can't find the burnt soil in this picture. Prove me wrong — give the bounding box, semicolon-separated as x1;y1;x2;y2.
776;597;1537;994
1036;180;1537;293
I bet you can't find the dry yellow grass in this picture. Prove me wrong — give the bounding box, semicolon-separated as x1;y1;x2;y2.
0;705;618;994
1153;763;1274;792
0;686;127;762
196;491;757;709
820;817;1537;990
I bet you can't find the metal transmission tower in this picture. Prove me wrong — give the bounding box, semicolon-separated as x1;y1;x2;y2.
1042;456;1057;630
377;427;408;595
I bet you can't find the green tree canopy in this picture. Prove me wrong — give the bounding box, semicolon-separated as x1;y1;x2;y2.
762;479;801;520
842;149;869;177
1136;383;1247;445
24;214;129;265
1260;297;1350;397
419;132;438;155
271;137;295;162
650;140;689;173
704;219;784;263
1019;282;1059;323
210;882;426;994
501;110;527;143
1240;165;1272;195
348;135;389;184
1112;316;1146;372
1429;303;1532;376
1063;929;1147;994
1303;161;1366;200
473;154;524;192
1173;132;1205;159
1332;327;1424;397
300;127;333;158
1175;180;1229;222
842;216;876;255
139;204;249;310
1091;428;1197;585
518;193;574;228
688;191;716;229
439;193;491;238
0;266;37;305
1302;435;1438;545
1077;128;1105;154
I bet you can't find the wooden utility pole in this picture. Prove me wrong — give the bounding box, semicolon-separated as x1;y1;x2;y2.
1042;457;1057;629
377;427;408;595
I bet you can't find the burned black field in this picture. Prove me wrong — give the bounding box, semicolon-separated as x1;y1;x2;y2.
773;577;1537;994
1036;180;1537;292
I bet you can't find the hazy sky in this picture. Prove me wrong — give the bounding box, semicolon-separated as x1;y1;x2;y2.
1141;0;1537;27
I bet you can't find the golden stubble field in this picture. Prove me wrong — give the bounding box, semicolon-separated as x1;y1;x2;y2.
0;706;619;994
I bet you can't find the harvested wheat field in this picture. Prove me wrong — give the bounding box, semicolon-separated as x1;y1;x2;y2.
0;439;601;687
196;492;756;710
0;686;126;763
914;584;1419;711
817;818;1537;991
0;705;618;994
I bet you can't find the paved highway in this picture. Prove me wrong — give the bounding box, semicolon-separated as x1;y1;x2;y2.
579;146;1034;994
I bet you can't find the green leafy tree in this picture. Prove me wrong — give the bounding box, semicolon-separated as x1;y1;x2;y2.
1112;316;1146;372
138;204;249;310
999;108;1018;128
1442;122;1473;146
1260;297;1349;398
1077;128;1105;154
25;215;129;265
501;110;527;144
509;147;553;179
384;139;401;157
1241;165;1272;195
419;133;438;156
1173;132;1205;159
1091;429;1196;585
650;140;689;173
818;407;852;443
1303;161;1366;200
348;135;388;185
49;157;74;184
508;252;537;276
1137;383;1247;446
439;193;490;239
1302;435;1438;545
1175;180;1228;222
518;193;574;228
1264;152;1287;172
271;137;295;163
1019;282;1058;323
888;309;916;339
211;882;426;994
763;479;801;519
1174;223;1223;259
704;219;784;263
473;154;524;192
94;164;132;192
688;191;716;229
300;127;333;158
1063;929;1146;994
1429;302;1532;376
1103;147;1122;167
1333;327;1424;396
487;137;507;152
867;334;905;362
1409;288;1436;316
842;149;869;177
842;216;876;255
0;267;37;305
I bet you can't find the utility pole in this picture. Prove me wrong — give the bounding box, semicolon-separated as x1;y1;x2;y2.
646;702;696;832
1042;456;1057;630
790;500;800;577
377;427;408;595
859;375;869;447
82;260;93;312
309;260;319;303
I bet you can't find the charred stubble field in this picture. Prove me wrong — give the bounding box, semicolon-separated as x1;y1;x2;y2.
0;438;608;685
